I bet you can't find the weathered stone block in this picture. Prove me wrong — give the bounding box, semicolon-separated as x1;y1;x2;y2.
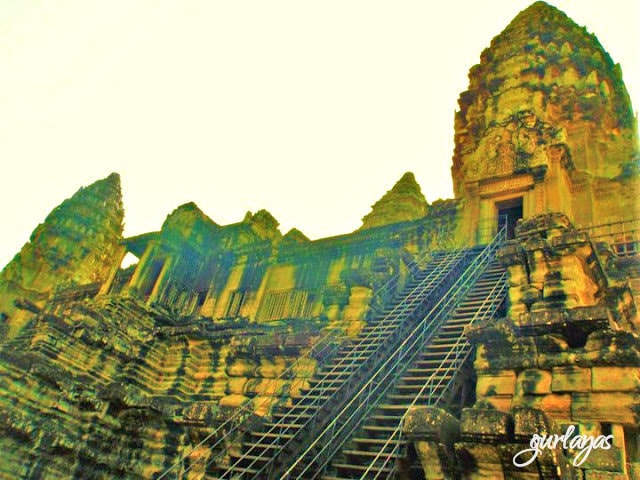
508;285;527;308
508;302;529;320
576;421;601;437
543;277;579;304
552;366;591;392
511;407;557;439
218;394;248;408
474;345;490;371
591;366;640;392
506;264;528;287
324;305;340;322
516;369;552;395
476;370;517;397
460;408;513;441
226;359;255;377
246;378;286;396
252;395;278;416
256;358;286;378
580;330;640;366
454;442;506;479
473;333;540;371
486;395;513;412
522;286;543;305
579;447;624;473
512;394;572;420
404;406;460;444
227;377;247;395
288;378;309;398
523;308;565;331
583;471;627;480
290;359;316;379
629;463;640;480
412;441;450;480
571;392;640;424
534;333;571;357
498;241;526;269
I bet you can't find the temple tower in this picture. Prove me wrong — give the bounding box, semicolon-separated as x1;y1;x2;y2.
0;173;124;333
452;1;639;244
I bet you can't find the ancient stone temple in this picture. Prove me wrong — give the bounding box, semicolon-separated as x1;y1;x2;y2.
0;2;637;479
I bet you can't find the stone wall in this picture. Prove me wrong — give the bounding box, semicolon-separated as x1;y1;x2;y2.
406;213;639;479
0;172;463;478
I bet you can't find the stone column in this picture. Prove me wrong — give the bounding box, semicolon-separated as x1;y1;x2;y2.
97;244;127;296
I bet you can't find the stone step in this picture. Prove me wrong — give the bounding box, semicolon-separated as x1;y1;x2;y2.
342;448;403;461
333;462;393;475
368;414;403;426
248;431;294;441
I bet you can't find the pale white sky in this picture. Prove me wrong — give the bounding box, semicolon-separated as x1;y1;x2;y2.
1;1;638;269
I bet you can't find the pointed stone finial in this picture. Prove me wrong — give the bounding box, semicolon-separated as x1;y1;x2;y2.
360;172;429;230
160;202;219;244
244;209;282;241
0;173;125;320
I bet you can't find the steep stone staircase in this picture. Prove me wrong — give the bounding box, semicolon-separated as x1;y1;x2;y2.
266;228;507;480
208;246;480;479
320;259;507;479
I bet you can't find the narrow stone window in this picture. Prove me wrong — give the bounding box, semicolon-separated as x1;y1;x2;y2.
225;290;245;317
290;290;308;318
262;291;289;320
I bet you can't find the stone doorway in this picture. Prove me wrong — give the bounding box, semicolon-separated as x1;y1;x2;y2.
497;198;523;240
140;258;165;298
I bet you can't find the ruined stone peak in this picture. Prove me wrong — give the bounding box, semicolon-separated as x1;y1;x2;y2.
36;172;124;240
359;172;429;230
452;1;638;197
243;209;282;241
390;172;422;195
161;202;219;241
104;171;121;186
490;1;613;60
503;1;568;30
0;173;125;306
164;202;213;221
55;172;122;214
87;171;120;189
283;228;310;243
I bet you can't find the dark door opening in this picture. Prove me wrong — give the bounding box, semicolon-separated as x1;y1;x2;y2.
497;198;523;240
141;258;165;297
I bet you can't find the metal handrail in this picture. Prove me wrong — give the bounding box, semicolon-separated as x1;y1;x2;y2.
227;249;467;478
577;217;640;257
220;248;471;478
283;225;506;479
578;217;640;235
364;268;508;479
368;247;435;316
359;236;507;480
158;243;438;478
157;327;341;479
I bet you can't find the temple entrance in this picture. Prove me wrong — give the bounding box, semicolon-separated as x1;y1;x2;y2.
497;198;523;240
140;258;165;298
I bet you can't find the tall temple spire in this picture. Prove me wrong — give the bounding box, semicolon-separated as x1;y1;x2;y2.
452;0;638;197
0;173;124;318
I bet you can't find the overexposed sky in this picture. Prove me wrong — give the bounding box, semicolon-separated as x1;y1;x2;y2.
1;1;638;269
